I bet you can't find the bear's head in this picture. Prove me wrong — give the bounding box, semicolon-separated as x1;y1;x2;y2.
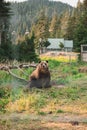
37;60;49;73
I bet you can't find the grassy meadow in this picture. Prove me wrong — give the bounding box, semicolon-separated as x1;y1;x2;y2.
0;57;87;130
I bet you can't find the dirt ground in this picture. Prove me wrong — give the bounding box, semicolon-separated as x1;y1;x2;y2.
0;112;87;130
40;51;78;57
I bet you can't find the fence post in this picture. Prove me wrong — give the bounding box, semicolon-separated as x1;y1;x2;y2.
69;54;71;63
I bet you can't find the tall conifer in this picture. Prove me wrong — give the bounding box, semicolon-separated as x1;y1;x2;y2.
74;0;87;52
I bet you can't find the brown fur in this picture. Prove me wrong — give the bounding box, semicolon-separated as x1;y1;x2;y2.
29;61;51;88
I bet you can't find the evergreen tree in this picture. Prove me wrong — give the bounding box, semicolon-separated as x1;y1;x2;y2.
0;0;12;60
59;42;64;51
60;9;70;37
0;0;11;44
31;10;49;47
74;0;87;52
16;33;39;62
64;9;77;40
83;0;87;9
49;12;59;38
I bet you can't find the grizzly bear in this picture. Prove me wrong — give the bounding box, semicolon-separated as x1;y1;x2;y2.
28;60;51;88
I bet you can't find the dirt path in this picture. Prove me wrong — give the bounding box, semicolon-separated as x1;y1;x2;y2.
0;113;87;130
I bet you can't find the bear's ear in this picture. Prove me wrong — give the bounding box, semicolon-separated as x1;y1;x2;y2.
39;60;41;63
46;60;48;63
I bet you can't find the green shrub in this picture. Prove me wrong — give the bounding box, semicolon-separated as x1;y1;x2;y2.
57;109;64;113
0;86;11;112
38;111;46;115
0;86;11;98
0;99;9;112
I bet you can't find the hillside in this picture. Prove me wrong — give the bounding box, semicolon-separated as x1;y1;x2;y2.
10;0;73;35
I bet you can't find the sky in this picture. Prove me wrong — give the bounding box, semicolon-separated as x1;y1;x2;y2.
5;0;84;7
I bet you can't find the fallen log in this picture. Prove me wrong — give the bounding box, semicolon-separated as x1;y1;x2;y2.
0;63;37;71
8;69;28;84
0;63;37;84
78;66;87;73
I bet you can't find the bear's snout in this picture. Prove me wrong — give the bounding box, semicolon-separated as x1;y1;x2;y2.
42;64;48;70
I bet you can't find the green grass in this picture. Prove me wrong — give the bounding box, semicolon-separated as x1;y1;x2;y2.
3;83;86;114
48;59;60;69
0;60;87;114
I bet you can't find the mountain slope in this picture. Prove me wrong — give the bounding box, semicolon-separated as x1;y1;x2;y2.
10;0;73;35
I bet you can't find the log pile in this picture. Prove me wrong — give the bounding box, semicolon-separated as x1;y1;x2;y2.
79;66;87;73
0;63;37;71
0;63;37;83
